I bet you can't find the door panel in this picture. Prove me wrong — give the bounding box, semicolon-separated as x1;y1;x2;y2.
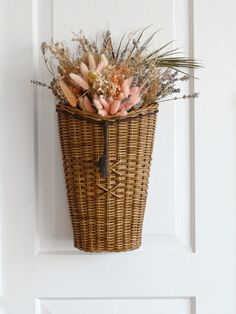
36;298;194;314
36;0;194;254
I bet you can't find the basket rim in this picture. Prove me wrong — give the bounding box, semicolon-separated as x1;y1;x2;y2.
56;102;158;124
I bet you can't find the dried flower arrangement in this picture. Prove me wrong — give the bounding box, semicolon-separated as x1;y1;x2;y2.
32;27;200;117
33;28;201;252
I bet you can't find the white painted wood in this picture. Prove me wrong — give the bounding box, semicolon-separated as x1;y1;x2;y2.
36;297;193;314
0;0;236;313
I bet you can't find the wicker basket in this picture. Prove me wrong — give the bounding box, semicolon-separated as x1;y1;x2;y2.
57;103;158;252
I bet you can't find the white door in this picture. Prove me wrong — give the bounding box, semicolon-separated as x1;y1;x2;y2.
1;0;236;313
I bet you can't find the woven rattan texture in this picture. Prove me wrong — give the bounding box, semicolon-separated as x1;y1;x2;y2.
57;105;157;252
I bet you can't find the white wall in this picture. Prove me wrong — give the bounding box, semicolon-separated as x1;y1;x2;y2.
0;0;236;313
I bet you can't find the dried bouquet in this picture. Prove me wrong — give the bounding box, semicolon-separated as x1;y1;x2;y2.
32;27;200;117
32;28;201;252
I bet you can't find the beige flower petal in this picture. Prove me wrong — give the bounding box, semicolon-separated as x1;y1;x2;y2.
121;76;133;97
88;52;96;70
100;54;108;66
93;94;103;110
83;96;96;113
110;99;121;115
69;73;89;90
115;108;128;117
98;109;108;116
58;80;77;107
96;61;106;72
79;62;89;80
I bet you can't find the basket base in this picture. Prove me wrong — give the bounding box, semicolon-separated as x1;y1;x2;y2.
73;242;142;253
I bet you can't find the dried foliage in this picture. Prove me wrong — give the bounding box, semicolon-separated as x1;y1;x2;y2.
32;28;201;117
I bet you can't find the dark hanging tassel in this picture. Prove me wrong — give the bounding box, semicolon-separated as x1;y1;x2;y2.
97;121;109;177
